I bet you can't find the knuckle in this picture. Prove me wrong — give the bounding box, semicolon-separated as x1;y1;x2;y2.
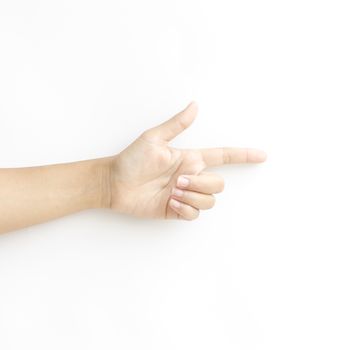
141;129;151;137
176;116;187;131
140;129;157;140
222;147;231;164
208;195;216;208
140;130;152;139
186;209;200;221
217;178;225;193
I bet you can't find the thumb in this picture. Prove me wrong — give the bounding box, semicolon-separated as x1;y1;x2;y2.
145;101;198;142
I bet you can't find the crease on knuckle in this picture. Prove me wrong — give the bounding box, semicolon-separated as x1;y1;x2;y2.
222;147;231;164
176;115;187;132
244;147;249;163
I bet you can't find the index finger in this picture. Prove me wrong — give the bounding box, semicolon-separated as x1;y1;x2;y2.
200;147;267;167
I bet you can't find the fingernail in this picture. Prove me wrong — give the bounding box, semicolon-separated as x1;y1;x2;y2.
169;198;181;208
177;176;190;188
172;187;184;197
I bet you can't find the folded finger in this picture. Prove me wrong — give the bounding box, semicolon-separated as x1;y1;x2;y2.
171;188;216;210
176;173;225;194
168;198;200;221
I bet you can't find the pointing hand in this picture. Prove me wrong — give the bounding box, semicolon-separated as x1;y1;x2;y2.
108;102;267;220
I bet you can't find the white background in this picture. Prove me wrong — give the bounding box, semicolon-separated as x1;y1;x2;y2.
0;1;349;349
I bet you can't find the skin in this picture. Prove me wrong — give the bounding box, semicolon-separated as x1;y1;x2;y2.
0;102;266;234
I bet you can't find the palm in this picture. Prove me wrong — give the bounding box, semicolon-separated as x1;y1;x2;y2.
113;135;205;219
110;102;266;220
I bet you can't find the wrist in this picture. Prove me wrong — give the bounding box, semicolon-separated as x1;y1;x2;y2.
95;154;125;212
93;156;114;209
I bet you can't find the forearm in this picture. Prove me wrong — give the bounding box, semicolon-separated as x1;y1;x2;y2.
0;103;266;232
0;157;112;234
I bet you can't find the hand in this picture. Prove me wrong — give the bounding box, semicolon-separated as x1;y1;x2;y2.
107;102;267;220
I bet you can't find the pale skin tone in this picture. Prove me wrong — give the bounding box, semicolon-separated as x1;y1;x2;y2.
0;102;267;234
